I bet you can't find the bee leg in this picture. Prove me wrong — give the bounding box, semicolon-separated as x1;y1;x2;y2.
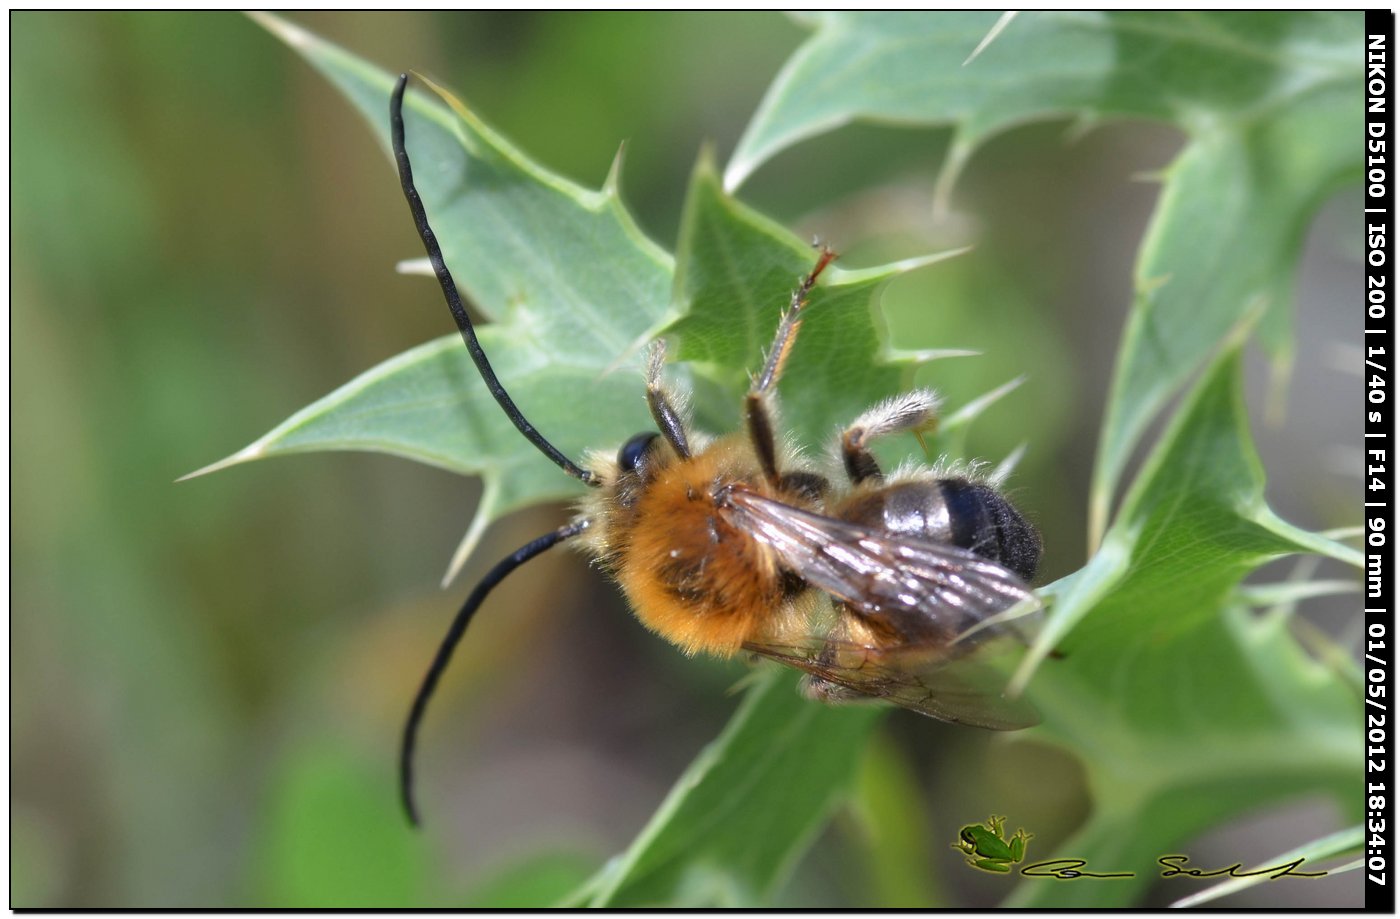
801;674;874;704
801;605;889;704
839;390;941;485
751;245;839;397
744;391;782;487
746;245;839;486
645;341;691;459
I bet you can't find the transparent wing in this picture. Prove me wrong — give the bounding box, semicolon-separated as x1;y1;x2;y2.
743;632;1039;729
719;486;1039;647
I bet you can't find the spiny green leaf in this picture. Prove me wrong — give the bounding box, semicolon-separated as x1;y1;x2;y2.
1018;319;1359;690
727;12;1358;187
211;14;672;579
722;11;1362;543
1094;66;1360;543
665;153;965;450
1001;336;1360;907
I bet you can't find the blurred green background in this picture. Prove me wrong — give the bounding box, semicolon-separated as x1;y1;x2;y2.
12;11;1362;907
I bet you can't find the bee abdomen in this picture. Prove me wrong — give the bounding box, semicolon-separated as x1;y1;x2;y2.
834;478;1040;583
937;479;1040;582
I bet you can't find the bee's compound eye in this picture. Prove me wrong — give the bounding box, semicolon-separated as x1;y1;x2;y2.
617;432;659;474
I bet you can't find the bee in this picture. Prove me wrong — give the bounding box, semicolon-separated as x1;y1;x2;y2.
390;74;1043;826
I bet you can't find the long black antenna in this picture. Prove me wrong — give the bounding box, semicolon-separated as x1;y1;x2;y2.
400;518;589;826
390;73;598;487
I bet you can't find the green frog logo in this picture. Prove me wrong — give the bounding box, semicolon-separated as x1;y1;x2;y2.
953;815;1033;873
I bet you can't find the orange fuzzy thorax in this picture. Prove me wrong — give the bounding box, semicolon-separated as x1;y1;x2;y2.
582;435;796;657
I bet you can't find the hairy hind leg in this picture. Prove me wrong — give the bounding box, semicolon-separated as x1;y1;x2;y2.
838;390;941;484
